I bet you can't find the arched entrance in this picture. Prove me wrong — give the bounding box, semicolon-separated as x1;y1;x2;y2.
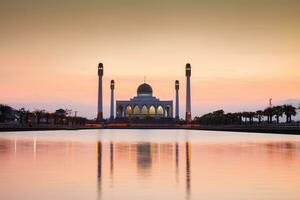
125;105;132;117
141;105;148;115
149;105;155;115
157;105;164;115
133;105;140;115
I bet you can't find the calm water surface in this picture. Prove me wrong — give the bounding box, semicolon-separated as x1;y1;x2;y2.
0;129;300;200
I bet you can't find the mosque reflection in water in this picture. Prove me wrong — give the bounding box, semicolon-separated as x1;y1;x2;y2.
1;135;300;200
96;141;192;199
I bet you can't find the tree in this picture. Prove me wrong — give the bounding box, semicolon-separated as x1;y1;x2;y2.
194;110;240;125
225;113;236;124
242;112;256;124
263;107;274;124
55;109;67;125
18;108;26;124
242;112;250;124
213;110;225;116
44;112;51;124
248;112;256;124
0;104;13;122
34;109;45;125
235;112;243;124
19;108;32;124
255;110;264;124
273;106;284;124
283;105;297;123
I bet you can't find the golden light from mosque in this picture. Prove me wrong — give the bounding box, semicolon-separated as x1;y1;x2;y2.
116;83;173;118
141;105;148;115
157;106;163;115
125;105;132;117
149;106;155;115
133;105;140;115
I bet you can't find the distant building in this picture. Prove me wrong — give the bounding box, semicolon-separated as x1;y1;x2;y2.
116;83;173;119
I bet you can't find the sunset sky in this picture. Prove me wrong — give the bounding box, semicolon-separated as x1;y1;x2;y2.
1;0;300;119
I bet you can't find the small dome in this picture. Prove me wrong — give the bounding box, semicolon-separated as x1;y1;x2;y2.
137;83;153;96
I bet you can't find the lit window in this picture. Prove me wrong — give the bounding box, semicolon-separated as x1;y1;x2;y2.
141;105;148;115
149;105;155;115
157;106;164;115
133;106;140;115
125;106;132;117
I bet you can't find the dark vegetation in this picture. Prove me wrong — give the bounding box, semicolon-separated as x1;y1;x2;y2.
0;104;88;126
193;105;299;125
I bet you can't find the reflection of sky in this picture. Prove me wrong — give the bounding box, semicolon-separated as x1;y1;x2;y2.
0;130;300;200
1;129;300;143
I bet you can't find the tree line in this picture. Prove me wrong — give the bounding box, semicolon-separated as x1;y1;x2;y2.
193;105;299;125
0;104;87;126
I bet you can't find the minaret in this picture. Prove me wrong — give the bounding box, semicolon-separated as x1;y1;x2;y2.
175;80;179;120
97;63;104;121
110;80;115;120
185;63;192;122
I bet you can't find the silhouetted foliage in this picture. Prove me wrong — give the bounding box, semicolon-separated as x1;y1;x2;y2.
255;110;264;124
0;105;88;126
283;104;297;123
193;104;298;125
263;107;274;124
273;106;284;124
0;104;13;122
193;110;240;125
33;109;46;125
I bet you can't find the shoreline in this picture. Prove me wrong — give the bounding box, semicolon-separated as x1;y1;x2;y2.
0;124;300;135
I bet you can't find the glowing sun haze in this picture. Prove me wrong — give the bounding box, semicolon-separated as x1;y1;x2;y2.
1;0;300;118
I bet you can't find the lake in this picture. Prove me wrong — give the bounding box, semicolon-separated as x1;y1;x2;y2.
0;129;300;200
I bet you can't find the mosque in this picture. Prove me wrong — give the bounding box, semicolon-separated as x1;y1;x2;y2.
96;63;192;121
116;83;173;118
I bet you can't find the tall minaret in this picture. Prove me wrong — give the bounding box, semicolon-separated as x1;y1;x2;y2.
175;80;179;120
97;63;104;121
110;80;115;120
185;63;192;122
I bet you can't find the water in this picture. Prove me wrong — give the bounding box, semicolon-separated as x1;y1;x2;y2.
0;129;300;200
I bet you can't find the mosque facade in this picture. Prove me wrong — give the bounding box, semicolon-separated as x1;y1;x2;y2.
116;83;173;119
97;63;191;121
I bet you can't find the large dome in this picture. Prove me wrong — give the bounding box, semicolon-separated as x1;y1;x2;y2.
137;83;153;96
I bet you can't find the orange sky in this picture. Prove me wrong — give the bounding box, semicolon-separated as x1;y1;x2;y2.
0;0;300;118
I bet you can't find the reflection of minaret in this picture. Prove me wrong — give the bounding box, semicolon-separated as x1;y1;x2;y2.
186;142;191;200
185;63;192;122
175;142;179;183
110;142;114;177
97;141;102;196
97;63;104;121
175;80;180;120
33;138;37;161
110;80;115;120
14;137;17;156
